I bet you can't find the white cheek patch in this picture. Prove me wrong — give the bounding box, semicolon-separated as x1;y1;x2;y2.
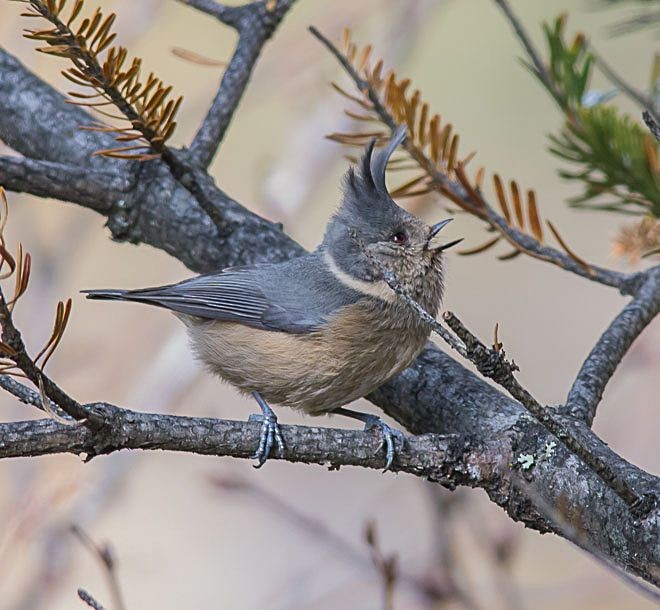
323;251;397;303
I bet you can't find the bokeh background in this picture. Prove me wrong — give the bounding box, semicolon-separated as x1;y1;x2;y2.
0;1;658;608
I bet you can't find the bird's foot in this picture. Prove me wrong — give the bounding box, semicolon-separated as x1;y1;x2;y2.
248;391;284;468
334;408;405;471
363;415;405;471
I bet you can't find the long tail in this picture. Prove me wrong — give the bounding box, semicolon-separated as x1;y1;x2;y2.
82;287;174;310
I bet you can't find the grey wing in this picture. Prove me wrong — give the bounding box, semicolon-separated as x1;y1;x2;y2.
87;252;364;334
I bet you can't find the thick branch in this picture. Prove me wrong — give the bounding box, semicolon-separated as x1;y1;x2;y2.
185;0;297;168
566;266;660;425
0;156;131;215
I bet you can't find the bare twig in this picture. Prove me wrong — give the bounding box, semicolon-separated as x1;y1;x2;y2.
492;0;564;107
643;110;660;142
364;520;398;610
566;265;660;424
608;8;660;36
71;526;126;610
78;589;107;610
183;0;298;168
209;472;478;608
591;48;660;125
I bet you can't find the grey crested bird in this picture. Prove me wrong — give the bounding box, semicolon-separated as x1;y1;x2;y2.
84;126;462;469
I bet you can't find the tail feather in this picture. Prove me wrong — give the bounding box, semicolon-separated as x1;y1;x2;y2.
83;288;169;307
82;289;131;301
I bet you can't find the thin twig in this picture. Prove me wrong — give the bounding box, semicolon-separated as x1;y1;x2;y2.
0;286;95;423
364;520;398;610
492;0;564;107
643;110;660;142
77;589;106;610
591;48;660;126
209;472;454;607
71;526;126;610
565;265;660;425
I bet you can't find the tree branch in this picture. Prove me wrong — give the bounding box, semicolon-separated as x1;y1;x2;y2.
0;155;131;215
179;0;244;27
183;0;298;168
566;265;660;425
0;407;465;483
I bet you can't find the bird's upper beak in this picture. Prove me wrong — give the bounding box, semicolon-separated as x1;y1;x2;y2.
426;218;463;252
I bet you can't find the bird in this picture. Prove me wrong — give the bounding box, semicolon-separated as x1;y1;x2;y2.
84;126;461;469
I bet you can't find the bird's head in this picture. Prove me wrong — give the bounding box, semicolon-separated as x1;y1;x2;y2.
322;126;461;292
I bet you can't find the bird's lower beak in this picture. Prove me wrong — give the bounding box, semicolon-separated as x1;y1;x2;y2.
426;219;463;251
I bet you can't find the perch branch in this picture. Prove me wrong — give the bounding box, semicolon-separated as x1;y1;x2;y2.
0;407;465;483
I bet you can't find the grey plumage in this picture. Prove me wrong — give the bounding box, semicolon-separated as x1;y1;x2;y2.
85;126;459;468
85;251;363;334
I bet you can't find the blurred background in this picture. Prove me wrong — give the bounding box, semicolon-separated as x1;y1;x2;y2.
0;0;658;608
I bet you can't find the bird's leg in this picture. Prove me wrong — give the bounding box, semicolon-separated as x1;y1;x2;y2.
333;407;405;471
248;391;285;468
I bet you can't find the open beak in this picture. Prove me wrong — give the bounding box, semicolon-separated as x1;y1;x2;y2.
427;219;464;252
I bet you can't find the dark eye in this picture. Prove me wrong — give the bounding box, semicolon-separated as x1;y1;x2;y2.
390;231;408;245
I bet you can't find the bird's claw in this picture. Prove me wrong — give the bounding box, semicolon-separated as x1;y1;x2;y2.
362;415;405;471
248;412;284;468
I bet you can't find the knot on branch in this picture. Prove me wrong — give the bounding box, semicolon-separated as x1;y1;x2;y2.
473;346;519;385
630;491;659;522
105;162;154;244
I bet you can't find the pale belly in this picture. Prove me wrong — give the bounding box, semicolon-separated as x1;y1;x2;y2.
182;304;430;414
